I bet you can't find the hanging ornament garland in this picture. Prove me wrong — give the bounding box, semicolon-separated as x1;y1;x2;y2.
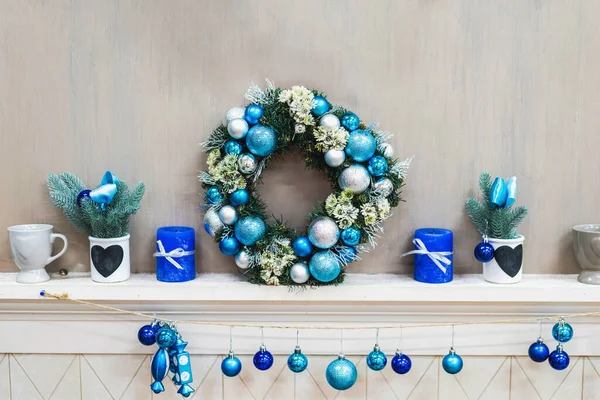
200;81;411;286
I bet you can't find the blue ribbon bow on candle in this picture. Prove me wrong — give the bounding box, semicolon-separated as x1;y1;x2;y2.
401;238;453;274
490;176;517;208
153;240;196;270
77;171;120;210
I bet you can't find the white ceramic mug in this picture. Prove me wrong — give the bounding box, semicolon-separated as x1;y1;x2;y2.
7;224;68;283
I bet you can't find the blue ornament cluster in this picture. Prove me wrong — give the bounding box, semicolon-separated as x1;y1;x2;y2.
527;318;573;371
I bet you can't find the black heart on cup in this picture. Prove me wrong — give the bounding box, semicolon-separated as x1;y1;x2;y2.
494;244;523;278
91;245;124;278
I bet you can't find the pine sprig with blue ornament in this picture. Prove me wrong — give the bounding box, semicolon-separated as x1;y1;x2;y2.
201;82;411;286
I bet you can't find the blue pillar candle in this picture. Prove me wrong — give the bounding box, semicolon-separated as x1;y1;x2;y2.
413;228;453;284
155;226;196;283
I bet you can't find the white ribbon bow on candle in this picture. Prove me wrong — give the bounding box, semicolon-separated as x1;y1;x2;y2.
153;240;196;270
401;238;453;274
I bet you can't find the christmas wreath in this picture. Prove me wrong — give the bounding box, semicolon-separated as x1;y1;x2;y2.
200;81;411;286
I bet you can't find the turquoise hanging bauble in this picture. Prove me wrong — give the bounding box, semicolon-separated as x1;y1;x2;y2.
367;345;388;371
341;227;361;246
219;237;241;256
442;349;463;374
221;351;243;377
367;156;389;177
326;355;357;391
293;236;314;257
489;177;508;208
246;125;277;157
224;140;243;155
549;344;570;370
156;327;177;348
230;189;250;206
309;251;342;283
287;346;309;373
150;348;170;394
203;209;224;237
345;130;376;162
311;96;330;117
253;345;274;371
552;319;574;343
338;164;371;194
205;186;223;205
234;216;266;246
341;112;360;132
308;216;340;249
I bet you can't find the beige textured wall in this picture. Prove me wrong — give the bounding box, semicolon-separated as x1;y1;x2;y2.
1;0;598;275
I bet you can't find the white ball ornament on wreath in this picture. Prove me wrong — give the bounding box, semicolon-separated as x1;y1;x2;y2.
224;106;246;125
381;142;394;158
227;118;249;139
203;208;224;237
372;178;394;197
235;250;251;269
319;114;341;130
324;149;346;168
338;164;371;194
308;217;340;249
218;205;239;225
290;262;310;284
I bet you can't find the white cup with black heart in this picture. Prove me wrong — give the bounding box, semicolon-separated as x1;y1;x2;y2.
89;234;130;283
482;235;525;284
8;224;68;284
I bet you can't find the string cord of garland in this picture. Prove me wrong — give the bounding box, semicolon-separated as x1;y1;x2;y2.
199;81;411;287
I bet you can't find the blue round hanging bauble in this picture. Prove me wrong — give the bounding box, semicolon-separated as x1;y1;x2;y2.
341;112;360;132
474;241;494;262
219;237;241;256
552;321;574;343
345;130;377;162
326;356;357;391
338;164;371;194
312;96;330;117
293;236;313;257
230;189;250;206
234;216;266;246
244;104;264;125
549;346;570;370
77;189;91;206
156;327;178;348
309;251;342;283
221;353;242;377
137;324;157;346
367;346;387;371
253;346;274;371
340;246;357;263
203;209;224;237
224;140;243;155
367;156;389;177
528;339;550;363
341;227;361;246
391;352;412;374
246;125;277;157
308;216;340;249
442;351;463;374
287;347;308;373
206;186;223;205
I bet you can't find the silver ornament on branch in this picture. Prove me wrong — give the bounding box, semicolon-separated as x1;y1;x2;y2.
338;164;371;194
324;149;346;168
372;178;394;197
224;106;246;126
218;205;239;225
319;114;341;130
290;262;310;284
235;250;251;269
238;153;257;174
308;217;340;249
203;209;224;237
381;142;394;158
227;118;249;139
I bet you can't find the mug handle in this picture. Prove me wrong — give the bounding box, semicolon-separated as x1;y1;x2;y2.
46;233;68;265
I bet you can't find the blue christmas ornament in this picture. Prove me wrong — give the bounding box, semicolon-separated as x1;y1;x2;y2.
340;246;357;263
293;236;313;257
549;345;570;370
367;345;387;371
224;140;243;155
341;112;360;132
206;186;223;205
219;237;241;256
137;324;157;346
505;176;517;207
234;216;266;246
246;125;277;157
442;350;463;374
490;177;508;208
76;189;91;206
326;355;357;391
474;240;494;263
552;319;574;343
341;227;361;246
244;104;264;125
222;352;242;377
391;352;412;374
203;209;224;237
311;96;330;117
345;130;377;162
173;343;194;397
230;189;250;206
528;339;550;363
309;251;342;283
253;345;274;371
150;348;170;394
287;346;308;373
156;327;178;348
367;156;389;177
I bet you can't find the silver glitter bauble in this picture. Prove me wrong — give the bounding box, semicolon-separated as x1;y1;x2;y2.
224;106;246;126
338;164;371;194
308;217;340;249
373;178;394;197
381;142;394;158
319;114;341;130
203;209;224;236
227;118;249;139
290;262;310;284
235;250;251;269
238;153;257;174
324;149;346;168
218;205;239;225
